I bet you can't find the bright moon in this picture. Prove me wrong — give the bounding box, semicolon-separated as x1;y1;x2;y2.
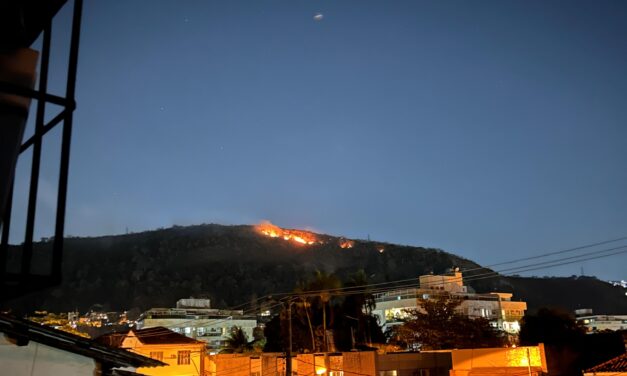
313;13;324;21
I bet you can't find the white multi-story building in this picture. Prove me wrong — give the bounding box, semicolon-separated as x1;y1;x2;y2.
137;298;258;349
575;309;627;333
373;269;527;334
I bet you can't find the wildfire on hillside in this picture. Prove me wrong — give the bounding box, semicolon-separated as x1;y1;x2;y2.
339;239;354;249
255;221;317;245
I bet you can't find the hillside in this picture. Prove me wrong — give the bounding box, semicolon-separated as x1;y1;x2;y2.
3;223;626;315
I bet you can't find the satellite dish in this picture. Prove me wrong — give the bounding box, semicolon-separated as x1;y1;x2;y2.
313;13;324;21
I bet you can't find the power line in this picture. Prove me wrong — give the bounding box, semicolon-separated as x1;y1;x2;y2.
248;235;627;299
137;237;627;337
482;235;627;269
284;244;627;300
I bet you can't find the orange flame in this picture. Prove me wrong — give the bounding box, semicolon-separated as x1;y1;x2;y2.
339;239;354;249
256;221;317;245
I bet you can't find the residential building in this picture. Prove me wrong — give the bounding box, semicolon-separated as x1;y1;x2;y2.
98;326;206;376
575;309;627;333
138;298;258;349
372;269;527;334
0;313;163;376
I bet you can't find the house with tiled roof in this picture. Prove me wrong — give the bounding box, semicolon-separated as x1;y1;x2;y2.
99;326;206;376
584;352;627;376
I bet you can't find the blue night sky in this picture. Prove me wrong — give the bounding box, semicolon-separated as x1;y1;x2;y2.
11;1;627;280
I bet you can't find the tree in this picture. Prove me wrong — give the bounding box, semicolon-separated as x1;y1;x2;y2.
334;270;385;350
517;308;623;375
222;326;254;353
264;270;385;353
519;308;585;346
297;270;342;351
263;301;317;354
391;293;504;350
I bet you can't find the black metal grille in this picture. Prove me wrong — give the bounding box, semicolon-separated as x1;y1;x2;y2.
0;0;83;301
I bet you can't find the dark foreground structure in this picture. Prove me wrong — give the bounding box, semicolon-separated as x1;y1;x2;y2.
0;0;82;300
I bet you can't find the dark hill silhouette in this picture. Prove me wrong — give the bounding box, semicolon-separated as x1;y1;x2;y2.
3;223;626;315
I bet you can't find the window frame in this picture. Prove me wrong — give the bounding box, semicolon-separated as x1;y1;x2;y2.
177;350;191;365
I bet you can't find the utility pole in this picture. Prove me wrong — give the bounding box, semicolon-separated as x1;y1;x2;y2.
286;302;292;376
526;347;532;376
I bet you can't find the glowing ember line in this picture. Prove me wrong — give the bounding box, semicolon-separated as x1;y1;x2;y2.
256;221;317;245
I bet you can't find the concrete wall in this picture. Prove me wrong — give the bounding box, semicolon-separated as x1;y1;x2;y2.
377;352;452;376
0;335;100;376
207;348;545;376
211;354;286;376
419;273;465;293
448;346;546;375
209;352;451;376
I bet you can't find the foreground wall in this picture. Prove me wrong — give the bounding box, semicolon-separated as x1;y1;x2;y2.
448;346;546;376
0;335;97;376
208;347;546;376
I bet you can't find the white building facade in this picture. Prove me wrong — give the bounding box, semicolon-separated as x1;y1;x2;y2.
138;298;258;349
373;270;527;335
575;309;627;333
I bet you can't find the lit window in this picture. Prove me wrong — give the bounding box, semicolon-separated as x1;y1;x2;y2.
178;350;191;365
379;371;397;376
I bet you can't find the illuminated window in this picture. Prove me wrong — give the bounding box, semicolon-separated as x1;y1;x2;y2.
379;371;397;376
150;351;163;361
178;350;191;365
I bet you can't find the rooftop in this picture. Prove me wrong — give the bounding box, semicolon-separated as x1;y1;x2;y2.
133;327;204;345
98;326;204;347
0;313;163;369
585;352;627;373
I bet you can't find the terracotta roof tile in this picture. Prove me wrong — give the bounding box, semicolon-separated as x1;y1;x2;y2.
586;352;627;372
132;327;203;345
